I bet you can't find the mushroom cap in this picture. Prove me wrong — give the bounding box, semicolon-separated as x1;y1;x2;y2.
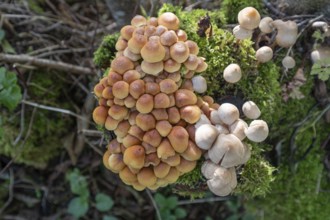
256;46;273;63
175;89;197;108
215;124;230;135
259;17;274;33
135;113;156;131
184;54;199;70
191;75;207;93
207;167;237;196
168;126;189;153
164;167;180;183
119;167;137;185
195;113;211;128
208;133;245;167
209;110;223;125
195;124;219;150
143;129;162;148
123;47;141;61
176;158;196;173
170;42;190;63
123;145;145;169
160;30;178;46
180;105;201;124
245;119;269;142
156;120;172;137
157;138;176;159
185;40;199;55
176;29;187;41
120;25;135;41
153;162;171;178
162;154;181;167
164;59;181;73
201;160;220;179
141;60;164;76
282;56;296;69
112;81;129;99
242;101;261;119
141;39;166;63
158;12;180;30
159;79;178;94
131;15;147;27
238;7;261;30
233;25;253;40
108;153;126;173
223;64;242;83
272;20;298;48
181;140;202;161
137;167;157;187
218;103;240;125
93;106;109;125
111;56;134;74
229;119;248;140
136;94;154;113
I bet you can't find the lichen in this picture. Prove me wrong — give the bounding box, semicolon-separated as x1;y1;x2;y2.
94;33;120;69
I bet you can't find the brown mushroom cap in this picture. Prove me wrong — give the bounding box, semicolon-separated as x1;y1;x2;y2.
122;134;141;148
180;105;201;124
107;139;122;154
129;79;145;99
135;113;156;131
160;30;178;46
103;151;112;170
114;120;131;138
108;153;126;173
164;167;180;183
119;166;137;185
131;15;147;27
105;116;120;130
143;129;162;147
108;71;123;86
93;106;109;125
162;154;181;166
175;89;197;108
123;145;145;169
176;157;196;173
159;79;178;94
176;29;187;41
153;162;171;178
141;39;166;63
137;167;157;187
151;108;169;120
168;126;189;153
181;140;202;161
154;93;171;109
164;59;181;73
170;42;190;63
111;56;134;74
112;81;129;99
120;25;135;41
108;104;128;120
156;120;172;137
141;60;164;76
158;12;180;30
185;40;199;55
157;138;176;159
136;94;154;113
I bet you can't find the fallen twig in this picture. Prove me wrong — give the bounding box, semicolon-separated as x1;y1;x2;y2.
0;53;95;75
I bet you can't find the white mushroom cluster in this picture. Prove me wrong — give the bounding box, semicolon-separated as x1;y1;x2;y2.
195;101;269;196
232;7;299;69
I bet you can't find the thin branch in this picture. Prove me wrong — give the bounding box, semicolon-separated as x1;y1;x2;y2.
146;189;162;220
177;196;233;205
0;53;95;75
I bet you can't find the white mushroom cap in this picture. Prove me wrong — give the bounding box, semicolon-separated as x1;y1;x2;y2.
245;120;269;142
207;167;237;196
282;56;296;69
218;103;240;125
191;75;207;93
272;20;298;48
223;64;242;83
238;7;261;30
256;46;273;63
242;101;261;119
195;124;219;150
233;25;253;40
195;113;211;128
210;110;223;124
201;160;220;179
241;143;251;164
229;119;248;140
311;50;321;63
259;17;274;33
215;124;230;135
208;134;245;167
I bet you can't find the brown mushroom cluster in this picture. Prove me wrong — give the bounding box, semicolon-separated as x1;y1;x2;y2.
195;101;269;196
92;12;209;191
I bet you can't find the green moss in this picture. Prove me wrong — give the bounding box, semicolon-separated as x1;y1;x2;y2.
93;33;120;68
220;0;263;24
0;72;74;168
234;144;275;197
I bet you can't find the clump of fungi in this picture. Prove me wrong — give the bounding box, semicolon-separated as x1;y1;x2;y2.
229;6;299;79
93;11;270;196
93;12;208;191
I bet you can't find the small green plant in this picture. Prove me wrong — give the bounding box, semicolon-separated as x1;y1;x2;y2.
311;56;330;81
154;193;187;220
0;67;22;111
66;169;117;219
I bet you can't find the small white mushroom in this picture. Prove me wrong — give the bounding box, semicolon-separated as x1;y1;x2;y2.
282;56;296;69
229;119;248;140
245;120;269;142
218;103;240;125
192;75;207;93
312;21;328;33
207;166;237;196
210;110;223;124
223;64;242;83
195;124;219;150
242;101;261;119
208;134;245;167
241;143;251;164
256;46;273;63
195;113;211;128
259;17;274;33
233;25;253;40
271;20;298;48
238;7;261;30
311;50;321;63
201;160;220;179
